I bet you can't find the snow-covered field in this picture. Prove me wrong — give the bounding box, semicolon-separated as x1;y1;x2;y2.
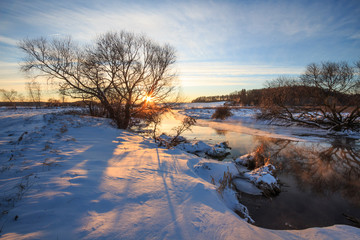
0;108;359;239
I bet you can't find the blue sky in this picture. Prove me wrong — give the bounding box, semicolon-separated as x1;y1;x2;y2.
1;0;360;100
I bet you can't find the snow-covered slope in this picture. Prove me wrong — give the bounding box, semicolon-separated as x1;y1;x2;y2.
0;109;359;239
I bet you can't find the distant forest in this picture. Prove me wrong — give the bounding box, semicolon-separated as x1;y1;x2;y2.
192;86;359;107
192;89;265;106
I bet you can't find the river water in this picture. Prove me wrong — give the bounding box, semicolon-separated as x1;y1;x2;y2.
149;111;360;230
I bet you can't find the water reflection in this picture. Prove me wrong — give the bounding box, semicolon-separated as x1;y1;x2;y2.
215;129;228;136
252;137;360;207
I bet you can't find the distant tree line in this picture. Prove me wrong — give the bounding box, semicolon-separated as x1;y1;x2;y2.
192;88;264;106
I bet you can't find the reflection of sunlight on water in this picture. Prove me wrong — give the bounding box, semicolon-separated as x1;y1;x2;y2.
215;129;227;135
157;111;258;156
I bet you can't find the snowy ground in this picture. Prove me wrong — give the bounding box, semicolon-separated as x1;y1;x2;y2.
0;108;360;239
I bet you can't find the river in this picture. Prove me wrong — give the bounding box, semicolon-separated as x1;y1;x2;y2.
144;110;360;230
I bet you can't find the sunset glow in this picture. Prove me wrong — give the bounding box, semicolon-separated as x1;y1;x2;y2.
144;95;154;103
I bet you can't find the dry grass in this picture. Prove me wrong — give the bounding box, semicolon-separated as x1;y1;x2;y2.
215;167;234;196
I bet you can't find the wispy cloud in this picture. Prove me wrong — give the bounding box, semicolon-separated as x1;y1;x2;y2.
178;61;303;86
0;35;18;46
350;32;360;40
0;61;22;79
179;62;303;75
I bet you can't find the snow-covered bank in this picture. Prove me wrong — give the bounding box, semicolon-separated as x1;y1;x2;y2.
158;134;231;159
0;109;359;239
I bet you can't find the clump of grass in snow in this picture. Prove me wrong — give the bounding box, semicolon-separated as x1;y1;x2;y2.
211;167;234;196
43;142;52;151
59;124;68;134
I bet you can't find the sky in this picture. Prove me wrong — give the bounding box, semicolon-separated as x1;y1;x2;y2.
0;0;360;101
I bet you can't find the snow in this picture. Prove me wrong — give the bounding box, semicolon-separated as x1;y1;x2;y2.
158;134;231;159
245;164;278;186
193;160;239;184
177;141;212;154
235;152;256;166
0;108;359;239
176;140;231;158
234;152;280;195
192;160;254;223
232;178;263;196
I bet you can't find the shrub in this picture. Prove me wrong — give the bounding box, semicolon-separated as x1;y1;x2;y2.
248;144;270;170
211;106;233;120
170;116;196;146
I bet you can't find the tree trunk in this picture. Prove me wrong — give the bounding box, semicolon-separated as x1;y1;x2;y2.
121;101;131;129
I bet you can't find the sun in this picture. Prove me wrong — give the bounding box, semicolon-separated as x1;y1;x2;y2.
143;95;154;103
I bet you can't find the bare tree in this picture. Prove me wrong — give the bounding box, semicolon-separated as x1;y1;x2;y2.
59;89;66;104
0;89;18;109
260;61;360;131
19;31;177;129
26;80;41;108
299;61;360;131
47;98;61;107
264;75;297;88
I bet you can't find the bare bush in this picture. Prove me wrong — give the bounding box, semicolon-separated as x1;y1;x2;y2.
247;144;270;170
211;106;233;120
26;80;41;108
0;89;18;109
47;98;61;107
170;116;196;145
